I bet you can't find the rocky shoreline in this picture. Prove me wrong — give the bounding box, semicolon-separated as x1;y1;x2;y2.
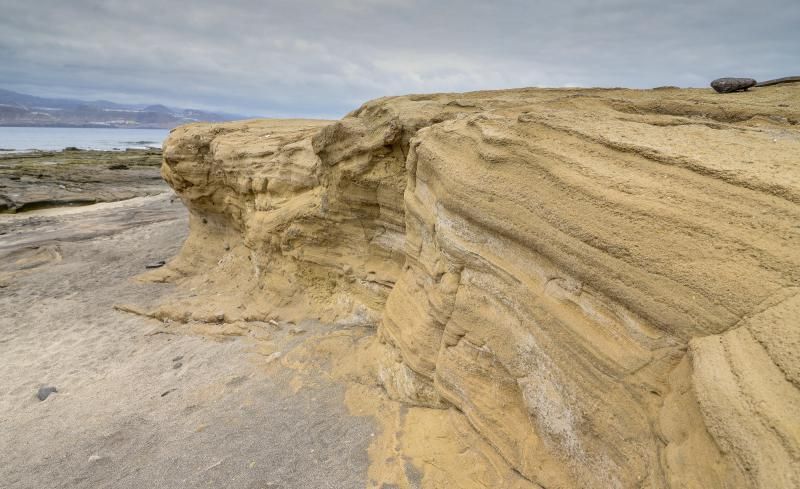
154;85;800;488
1;85;797;488
0;148;166;213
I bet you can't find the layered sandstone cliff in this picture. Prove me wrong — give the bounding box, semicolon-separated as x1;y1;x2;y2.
157;86;800;488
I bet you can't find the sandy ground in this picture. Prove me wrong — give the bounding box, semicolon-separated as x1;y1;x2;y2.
0;194;374;489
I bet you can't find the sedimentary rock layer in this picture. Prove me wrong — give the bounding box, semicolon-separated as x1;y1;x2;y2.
159;86;800;488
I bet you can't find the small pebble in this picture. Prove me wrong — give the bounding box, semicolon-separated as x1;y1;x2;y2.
36;386;57;401
288;328;306;336
145;260;166;269
173;362;183;369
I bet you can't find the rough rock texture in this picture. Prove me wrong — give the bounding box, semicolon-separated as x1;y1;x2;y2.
710;77;757;93
0;149;165;213
160;86;800;488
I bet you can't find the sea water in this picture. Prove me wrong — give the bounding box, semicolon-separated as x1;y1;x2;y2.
0;127;171;152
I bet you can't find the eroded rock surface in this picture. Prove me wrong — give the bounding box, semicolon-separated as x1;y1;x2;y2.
158;86;800;488
0;149;165;213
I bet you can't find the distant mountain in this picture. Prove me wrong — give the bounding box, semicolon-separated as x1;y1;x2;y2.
0;89;246;129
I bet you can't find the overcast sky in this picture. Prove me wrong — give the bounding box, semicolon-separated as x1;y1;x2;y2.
0;0;797;118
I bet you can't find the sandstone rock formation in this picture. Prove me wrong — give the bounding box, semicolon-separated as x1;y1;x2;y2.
159;86;800;488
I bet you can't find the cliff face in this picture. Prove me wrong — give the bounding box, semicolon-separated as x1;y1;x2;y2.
159;86;800;488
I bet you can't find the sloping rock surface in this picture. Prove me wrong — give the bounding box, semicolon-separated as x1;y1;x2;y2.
160;86;800;488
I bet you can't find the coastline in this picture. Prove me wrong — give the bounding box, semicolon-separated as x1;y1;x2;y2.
1;84;798;488
0;148;165;213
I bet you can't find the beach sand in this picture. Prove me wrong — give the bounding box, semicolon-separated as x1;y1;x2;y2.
0;194;374;489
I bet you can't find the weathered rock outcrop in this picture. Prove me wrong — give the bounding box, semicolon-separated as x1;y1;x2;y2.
159;86;800;488
0;149;164;213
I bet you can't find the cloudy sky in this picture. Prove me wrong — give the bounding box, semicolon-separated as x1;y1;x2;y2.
1;0;797;118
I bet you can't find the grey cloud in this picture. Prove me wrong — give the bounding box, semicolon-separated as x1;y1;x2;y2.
0;0;797;118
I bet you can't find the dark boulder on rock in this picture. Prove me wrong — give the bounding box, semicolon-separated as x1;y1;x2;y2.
711;77;757;93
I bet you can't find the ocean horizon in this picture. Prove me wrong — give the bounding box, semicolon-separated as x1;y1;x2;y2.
0;126;170;152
